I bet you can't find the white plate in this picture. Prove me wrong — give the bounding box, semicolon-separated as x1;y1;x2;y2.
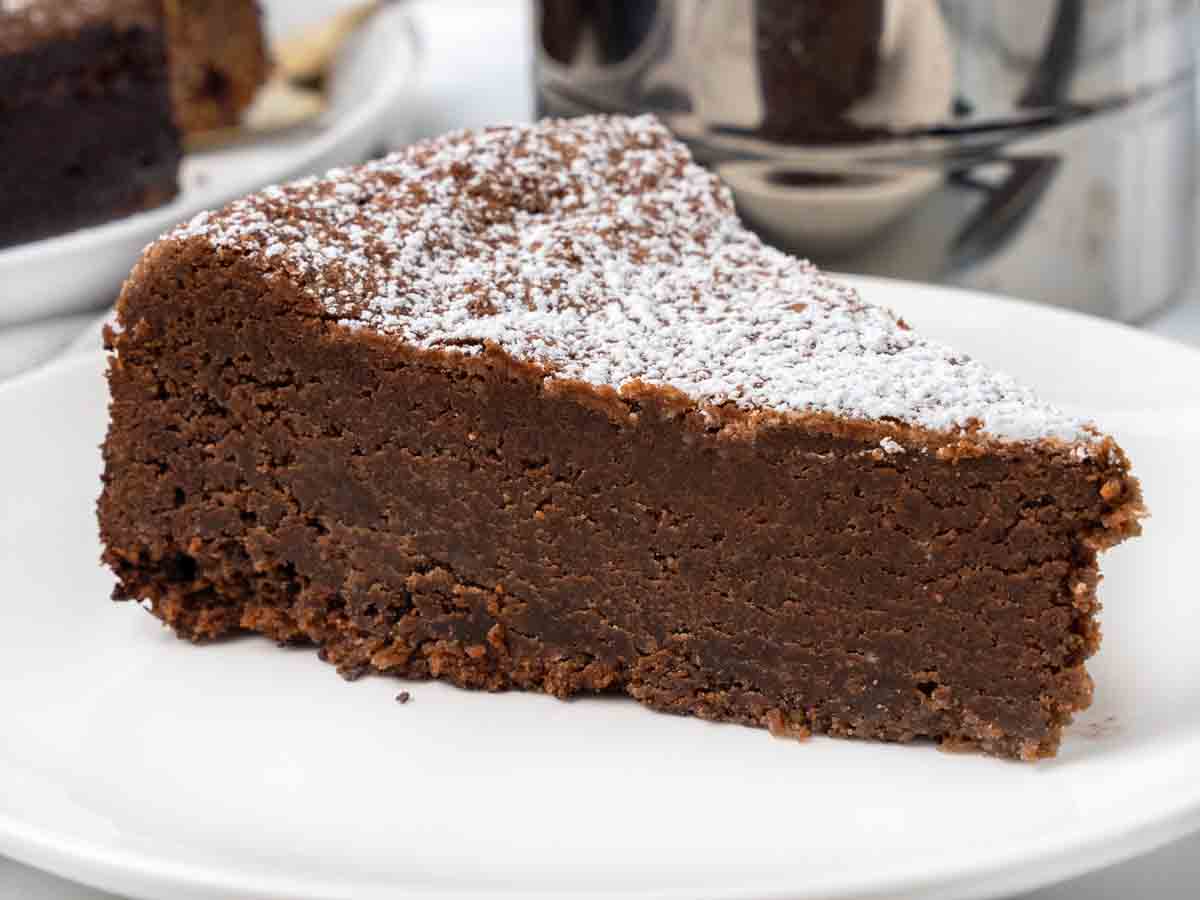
1;277;1199;900
0;0;419;328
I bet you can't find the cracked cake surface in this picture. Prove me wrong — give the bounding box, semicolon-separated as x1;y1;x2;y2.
100;114;1144;760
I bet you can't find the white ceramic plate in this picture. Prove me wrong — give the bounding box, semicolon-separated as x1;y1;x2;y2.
0;0;419;328
1;278;1199;900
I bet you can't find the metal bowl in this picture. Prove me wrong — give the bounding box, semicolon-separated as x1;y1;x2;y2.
535;0;1197;321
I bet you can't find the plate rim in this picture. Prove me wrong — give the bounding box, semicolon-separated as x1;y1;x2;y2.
2;277;1200;900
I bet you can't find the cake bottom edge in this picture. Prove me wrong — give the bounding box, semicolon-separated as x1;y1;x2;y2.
105;546;1088;763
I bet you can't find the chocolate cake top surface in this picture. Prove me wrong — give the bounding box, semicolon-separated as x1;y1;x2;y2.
169;114;1095;446
0;0;160;52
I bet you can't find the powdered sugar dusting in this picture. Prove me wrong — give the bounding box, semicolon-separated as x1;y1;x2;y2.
168;115;1094;445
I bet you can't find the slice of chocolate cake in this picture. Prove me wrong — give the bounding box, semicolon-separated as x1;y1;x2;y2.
98;115;1143;760
0;0;181;248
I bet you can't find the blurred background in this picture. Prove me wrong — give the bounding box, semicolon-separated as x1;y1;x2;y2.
537;0;1196;324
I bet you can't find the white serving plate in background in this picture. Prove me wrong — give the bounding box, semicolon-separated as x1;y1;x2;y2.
0;0;419;327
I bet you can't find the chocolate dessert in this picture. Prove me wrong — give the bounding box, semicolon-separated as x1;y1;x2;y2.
98;115;1143;760
0;0;181;248
164;0;268;135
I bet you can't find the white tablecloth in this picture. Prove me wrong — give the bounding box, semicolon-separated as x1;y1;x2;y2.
2;2;1197;897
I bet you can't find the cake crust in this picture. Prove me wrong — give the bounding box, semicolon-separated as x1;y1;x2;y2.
99;116;1143;759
